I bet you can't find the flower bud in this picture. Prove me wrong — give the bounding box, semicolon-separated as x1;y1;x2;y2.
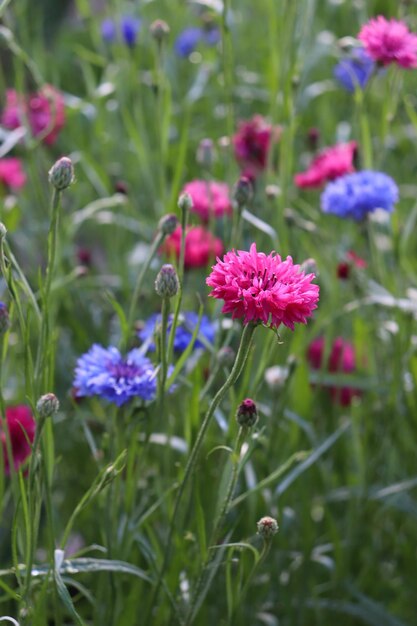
236;398;258;428
0;223;7;239
36;393;60;418
158;213;179;236
257;516;279;539
265;184;281;200
196;138;215;169
217;346;235;367
48;157;74;191
150;19;170;42
155;264;179;298
233;176;253;208
178;192;193;215
0;302;10;335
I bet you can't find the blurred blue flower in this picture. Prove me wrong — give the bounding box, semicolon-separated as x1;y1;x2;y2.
139;312;215;352
101;18;117;43
100;16;141;47
74;345;157;406
333;47;375;92
321;171;399;220
174;26;220;57
121;16;141;47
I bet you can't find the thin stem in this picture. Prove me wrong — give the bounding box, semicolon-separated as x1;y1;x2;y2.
157;296;170;407
146;323;256;623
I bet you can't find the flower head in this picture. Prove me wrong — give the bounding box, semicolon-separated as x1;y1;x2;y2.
257;516;279;539
101;18;117;42
1;405;36;475
73;345;158;406
2;86;65;145
307;337;361;406
120;16;141;47
321;170;398;220
334;47;375;92
358;16;417;68
206;243;319;330
138;311;215;352
162;225;223;269
294;142;357;189
337;250;367;280
236;398;258;428
174;26;220;57
182;180;232;221
0;158;26;191
233;115;278;179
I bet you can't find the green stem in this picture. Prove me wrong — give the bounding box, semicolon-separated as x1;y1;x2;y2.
146;323;256;623
157;297;170;407
166;202;188;363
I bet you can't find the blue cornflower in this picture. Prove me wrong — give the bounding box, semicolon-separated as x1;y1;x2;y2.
74;345;157;406
101;18;117;43
139;312;215;353
120;16;141;47
174;26;220;57
333;47;375;93
321;171;399;221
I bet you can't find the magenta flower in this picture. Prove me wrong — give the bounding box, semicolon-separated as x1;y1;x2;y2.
1;405;36;475
162;225;224;270
0;158;26;190
294;142;357;189
182;180;232;221
233;115;280;179
358;16;417;68
206;243;319;330
2;85;65;145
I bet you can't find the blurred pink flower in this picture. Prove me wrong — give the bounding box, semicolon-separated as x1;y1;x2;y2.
162;225;224;269
294;142;357;189
337;250;367;280
2;85;65;145
182;180;232;221
233;115;280;179
1;405;36;475
358;16;417;68
0;158;26;190
307;337;361;406
206;243;319;330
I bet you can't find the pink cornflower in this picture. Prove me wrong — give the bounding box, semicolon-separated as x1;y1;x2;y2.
1;405;36;475
233;115;280;179
182;180;232;221
2;85;65;145
206;243;319;330
337;250;367;280
307;337;361;406
162;225;224;269
294;141;357;189
0;158;26;190
358;16;417;69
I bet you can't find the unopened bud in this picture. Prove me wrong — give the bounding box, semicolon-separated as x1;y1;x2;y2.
265;184;281;200
338;36;357;53
150;19;170;42
257;516;279;539
178;192;193;215
217;346;235;367
0;302;10;335
233;176;253;208
48;157;74;191
0;223;7;239
158;213;179;236
155;264;179;298
197;138;215;169
236;398;258;428
36;393;60;418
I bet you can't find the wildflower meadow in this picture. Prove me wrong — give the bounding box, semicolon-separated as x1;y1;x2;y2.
1;0;417;624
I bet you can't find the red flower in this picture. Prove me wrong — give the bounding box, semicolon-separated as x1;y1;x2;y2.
358;16;417;69
233;115;280;179
337;250;367;280
294;142;357;189
206;243;319;330
182;180;232;221
0;158;26;190
1;405;36;474
307;337;361;406
162;225;224;269
2;85;65;145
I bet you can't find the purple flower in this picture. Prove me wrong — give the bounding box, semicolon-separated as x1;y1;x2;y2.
101;18;117;43
74;345;158;406
333;47;375;92
174;26;220;57
121;16;141;47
